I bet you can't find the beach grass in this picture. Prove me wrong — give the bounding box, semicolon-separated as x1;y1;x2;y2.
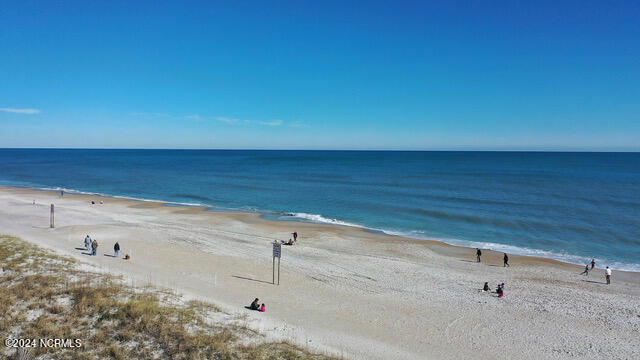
0;235;340;360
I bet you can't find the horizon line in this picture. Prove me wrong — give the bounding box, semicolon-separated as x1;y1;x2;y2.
0;147;639;153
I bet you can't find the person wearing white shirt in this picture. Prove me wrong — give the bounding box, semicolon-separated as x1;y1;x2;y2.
605;266;612;285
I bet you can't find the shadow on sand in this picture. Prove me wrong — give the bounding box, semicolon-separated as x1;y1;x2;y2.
582;279;605;284
232;275;273;285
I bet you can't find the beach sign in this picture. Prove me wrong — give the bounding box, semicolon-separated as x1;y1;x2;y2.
272;242;281;285
273;242;282;258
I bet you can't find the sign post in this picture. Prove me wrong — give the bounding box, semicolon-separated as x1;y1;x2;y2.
272;242;281;285
50;204;55;228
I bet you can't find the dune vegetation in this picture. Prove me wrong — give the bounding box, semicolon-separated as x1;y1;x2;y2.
0;235;339;360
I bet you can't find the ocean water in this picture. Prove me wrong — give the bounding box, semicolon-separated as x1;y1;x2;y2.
0;149;638;271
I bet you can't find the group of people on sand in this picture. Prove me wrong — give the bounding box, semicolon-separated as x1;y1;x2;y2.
580;258;596;275
476;248;510;267
84;235;99;256
580;258;613;284
482;282;506;297
245;232;298;313
281;231;298;246
82;234;128;259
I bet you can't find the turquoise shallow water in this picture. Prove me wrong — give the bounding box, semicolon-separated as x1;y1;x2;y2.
0;149;638;270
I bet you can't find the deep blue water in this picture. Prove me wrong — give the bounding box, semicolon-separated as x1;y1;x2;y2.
1;149;638;270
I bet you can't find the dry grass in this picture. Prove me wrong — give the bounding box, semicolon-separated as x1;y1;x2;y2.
0;235;341;360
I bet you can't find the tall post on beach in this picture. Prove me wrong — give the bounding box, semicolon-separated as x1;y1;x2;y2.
272;242;281;285
50;204;54;228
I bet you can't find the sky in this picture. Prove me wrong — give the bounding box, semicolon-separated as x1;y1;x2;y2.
1;1;639;150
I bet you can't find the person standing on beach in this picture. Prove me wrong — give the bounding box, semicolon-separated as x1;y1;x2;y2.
292;231;298;242
591;258;596;270
605;266;612;285
60;190;64;197
91;239;98;256
503;253;509;267
84;235;92;250
114;242;120;257
476;248;482;262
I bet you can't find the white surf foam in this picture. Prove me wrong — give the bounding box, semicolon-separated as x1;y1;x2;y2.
36;186;207;207
11;182;640;273
288;212;367;229
286;212;640;272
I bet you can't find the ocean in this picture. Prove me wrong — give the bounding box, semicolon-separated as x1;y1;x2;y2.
0;149;638;271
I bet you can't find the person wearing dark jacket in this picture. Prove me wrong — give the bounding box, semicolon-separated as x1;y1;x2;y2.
483;282;491;292
503;253;510;267
114;242;120;257
580;264;589;276
476;248;482;262
91;239;98;256
250;298;260;310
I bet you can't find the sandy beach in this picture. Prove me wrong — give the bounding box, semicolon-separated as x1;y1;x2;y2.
0;186;638;360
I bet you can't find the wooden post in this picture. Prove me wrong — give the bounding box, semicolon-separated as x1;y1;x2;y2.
272;257;275;284
277;257;280;285
50;204;54;228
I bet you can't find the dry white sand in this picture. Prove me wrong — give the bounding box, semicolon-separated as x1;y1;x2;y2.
0;187;638;360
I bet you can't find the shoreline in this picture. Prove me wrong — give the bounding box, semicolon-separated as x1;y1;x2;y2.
0;184;638;359
1;184;637;275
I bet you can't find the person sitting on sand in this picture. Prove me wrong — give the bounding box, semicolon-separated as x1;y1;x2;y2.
496;286;504;297
483;282;491;292
260;303;266;312
282;238;295;245
250;298;260;310
580;264;589;276
91;239;98;256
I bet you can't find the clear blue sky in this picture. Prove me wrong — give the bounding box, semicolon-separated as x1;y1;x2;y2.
1;1;639;150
